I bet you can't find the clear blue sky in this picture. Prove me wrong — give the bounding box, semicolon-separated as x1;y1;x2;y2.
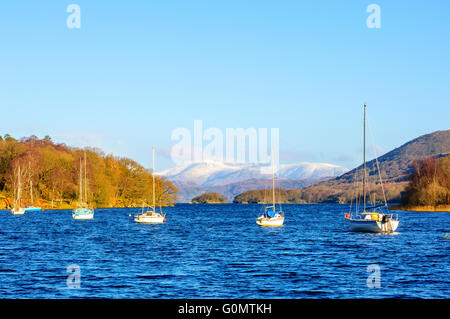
0;1;449;170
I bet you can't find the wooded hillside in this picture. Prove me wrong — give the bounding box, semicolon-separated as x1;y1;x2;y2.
0;135;177;209
191;192;227;203
402;156;450;206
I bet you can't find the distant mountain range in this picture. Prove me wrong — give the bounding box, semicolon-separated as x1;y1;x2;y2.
160;161;348;186
159;161;349;202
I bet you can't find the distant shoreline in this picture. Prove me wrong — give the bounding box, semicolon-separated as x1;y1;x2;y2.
0;206;173;211
3;203;449;211
389;204;450;212
189;202;227;204
1;200;176;211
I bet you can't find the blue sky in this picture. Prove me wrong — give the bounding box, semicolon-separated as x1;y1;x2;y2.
0;1;449;170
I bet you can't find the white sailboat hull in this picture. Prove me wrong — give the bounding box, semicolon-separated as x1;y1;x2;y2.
72;208;94;220
135;213;165;224
256;215;284;227
72;214;94;220
348;218;399;233
11;208;25;215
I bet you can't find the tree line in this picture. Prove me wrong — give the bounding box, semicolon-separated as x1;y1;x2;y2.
401;155;450;207
233;189;307;204
0;135;177;209
191;192;227;203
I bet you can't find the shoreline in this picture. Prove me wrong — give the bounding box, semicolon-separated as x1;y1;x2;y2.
0;202;175;210
389;204;450;212
3;202;449;211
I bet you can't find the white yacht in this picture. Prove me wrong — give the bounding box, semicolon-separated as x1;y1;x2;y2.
135;148;166;224
73;153;94;220
25;180;41;212
345;104;399;233
11;166;25;215
256;148;284;227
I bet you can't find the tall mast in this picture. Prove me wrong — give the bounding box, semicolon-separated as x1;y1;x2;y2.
363;103;366;212
272;146;275;209
18;166;21;208
152;147;156;212
30;180;33;206
84;152;87;205
79;158;83;205
12;168;16;209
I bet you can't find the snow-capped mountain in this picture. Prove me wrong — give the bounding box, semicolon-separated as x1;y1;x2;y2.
159;161;349;187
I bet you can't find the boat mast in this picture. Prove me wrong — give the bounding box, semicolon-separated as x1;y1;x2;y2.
152;147;156;212
363;103;366;213
272;146;275;209
84;152;87;206
18;166;21;208
30;180;33;206
79;158;83;206
12;168;16;210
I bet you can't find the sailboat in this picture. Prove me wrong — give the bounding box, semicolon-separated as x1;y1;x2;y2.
256;148;284;227
11;166;25;215
72;153;94;220
24;180;42;212
134;147;166;224
345;104;399;233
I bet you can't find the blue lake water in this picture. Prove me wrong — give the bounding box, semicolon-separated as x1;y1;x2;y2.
0;204;448;298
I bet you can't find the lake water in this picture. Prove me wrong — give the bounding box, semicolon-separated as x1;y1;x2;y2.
0;204;448;298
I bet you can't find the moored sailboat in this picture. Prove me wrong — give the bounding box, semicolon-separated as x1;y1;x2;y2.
256;148;284;227
345;104;399;233
11;166;25;215
25;180;41;212
134;147;166;224
73;153;94;220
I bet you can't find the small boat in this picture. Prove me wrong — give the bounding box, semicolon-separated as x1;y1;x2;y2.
256;148;284;227
256;208;284;227
73;207;94;220
135;148;166;224
11;166;26;215
24;180;41;212
345;104;399;233
11;207;26;215
134;208;166;224
73;153;94;220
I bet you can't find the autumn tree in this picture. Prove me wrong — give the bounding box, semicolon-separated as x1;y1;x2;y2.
402;156;450;206
0;136;178;208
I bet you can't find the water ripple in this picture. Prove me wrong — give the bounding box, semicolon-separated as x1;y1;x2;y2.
0;204;448;298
